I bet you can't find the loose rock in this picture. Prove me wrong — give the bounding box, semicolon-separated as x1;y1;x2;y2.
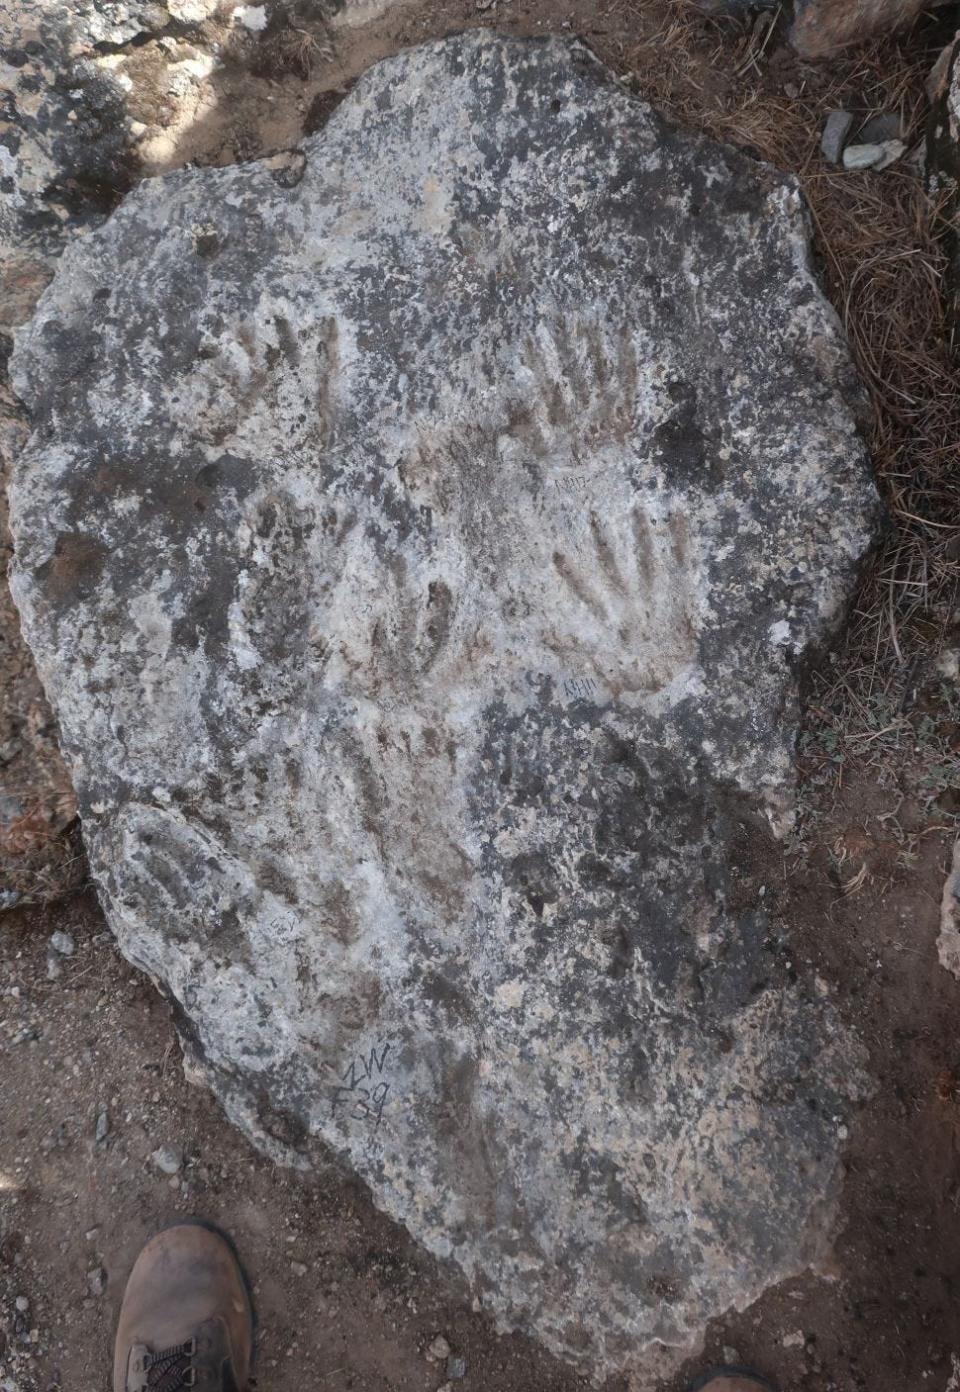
95;1109;110;1142
791;0;951;58
87;1266;107;1296
937;840;960;979
927;33;960;331
857;113;902;144
48;931;75;957
821;109;853;164
426;1336;451;1363
9;33;879;1383
928;31;960;102
150;1146;182;1176
842;139;906;170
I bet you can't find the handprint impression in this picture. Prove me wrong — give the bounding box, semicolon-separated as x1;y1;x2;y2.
546;506;701;699
362;311;706;710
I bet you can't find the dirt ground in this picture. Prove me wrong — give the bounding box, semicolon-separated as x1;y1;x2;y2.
2;0;960;1389
2;772;959;1392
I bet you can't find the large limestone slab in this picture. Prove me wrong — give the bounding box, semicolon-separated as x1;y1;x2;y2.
9;33;879;1381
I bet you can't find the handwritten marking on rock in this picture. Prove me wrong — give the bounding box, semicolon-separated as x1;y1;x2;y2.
331;1041;391;1128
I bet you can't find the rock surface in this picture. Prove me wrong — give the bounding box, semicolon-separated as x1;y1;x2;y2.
0;0;393;903
928;33;960;334
821;109;853;164
842;139;906;170
9;33;880;1381
937;839;960;979
790;0;947;58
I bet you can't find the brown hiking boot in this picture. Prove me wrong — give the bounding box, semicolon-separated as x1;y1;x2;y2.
113;1222;253;1392
689;1372;775;1392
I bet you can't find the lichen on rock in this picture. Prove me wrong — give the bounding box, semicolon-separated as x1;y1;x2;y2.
9;32;881;1382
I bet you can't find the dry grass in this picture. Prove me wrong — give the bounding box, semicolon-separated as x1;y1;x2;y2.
614;3;960;829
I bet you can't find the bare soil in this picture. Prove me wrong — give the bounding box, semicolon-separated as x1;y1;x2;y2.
3;0;960;1389
3;772;960;1392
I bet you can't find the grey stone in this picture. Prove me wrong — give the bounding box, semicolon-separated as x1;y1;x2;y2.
446;1354;467;1380
86;1265;107;1296
0;2;136;325
426;1336;451;1363
820;110;853;164
937;839;960;978
872;139;908;170
49;930;75;956
928;31;959;103
842;139;905;170
95;1109;110;1142
150;1145;182;1175
856;112;902;144
9;33;879;1383
928;36;960;333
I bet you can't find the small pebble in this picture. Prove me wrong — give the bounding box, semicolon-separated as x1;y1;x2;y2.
95;1110;110;1143
49;931;75;957
151;1145;182;1175
842;139;906;170
782;1329;805;1348
426;1335;451;1362
46;954;63;981
821;109;852;164
14;1297;29;1314
857;112;901;144
87;1266;107;1296
446;1353;467;1380
290;1261;308;1277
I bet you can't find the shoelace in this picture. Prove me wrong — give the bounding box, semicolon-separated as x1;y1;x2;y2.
145;1339;197;1391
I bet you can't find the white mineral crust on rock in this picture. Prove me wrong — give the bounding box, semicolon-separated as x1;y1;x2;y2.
9;33;880;1382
